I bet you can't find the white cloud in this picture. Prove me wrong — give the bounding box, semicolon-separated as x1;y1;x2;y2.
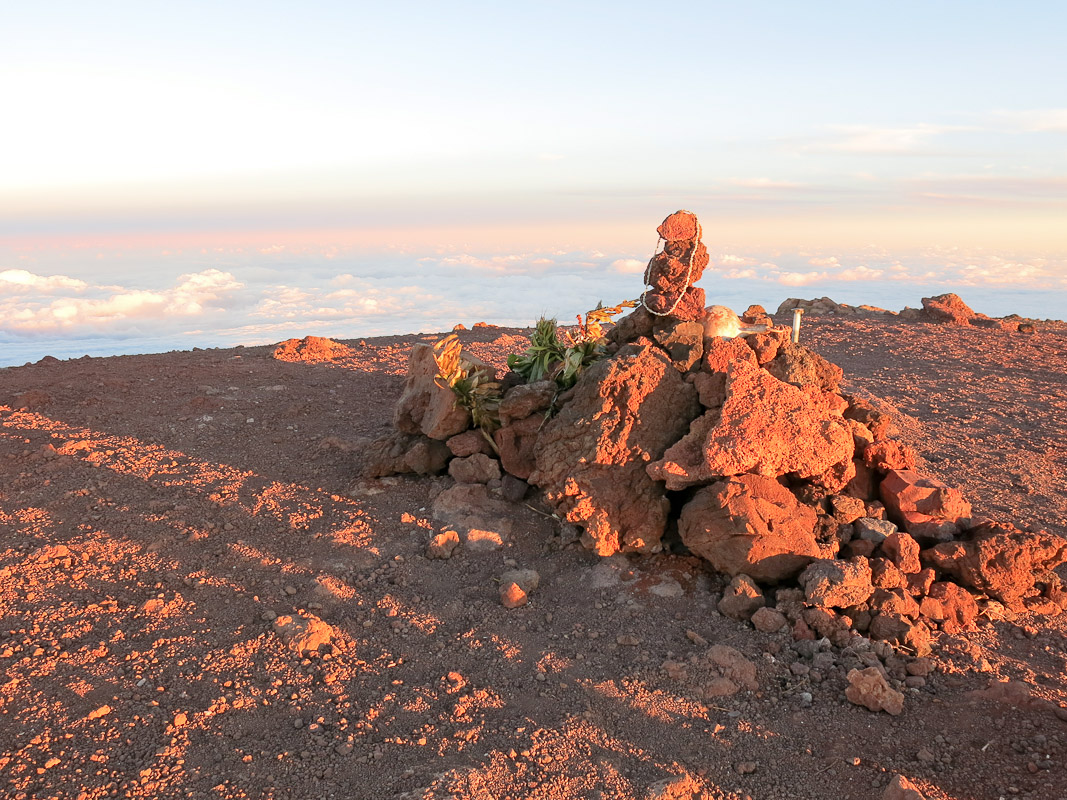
611;258;646;274
837;266;884;281
775;271;830;287
807;123;970;154
717;254;759;266
728;178;802;189
989;108;1067;133
808;256;840;268
0;269;242;334
0;268;88;293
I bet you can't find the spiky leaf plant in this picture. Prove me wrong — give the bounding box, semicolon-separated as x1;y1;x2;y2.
506;317;565;383
432;335;502;444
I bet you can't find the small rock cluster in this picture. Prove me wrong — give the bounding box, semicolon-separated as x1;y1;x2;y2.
778;292;1035;332
361;211;1067;685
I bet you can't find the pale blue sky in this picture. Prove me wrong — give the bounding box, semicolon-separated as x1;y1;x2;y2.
1;2;1065;363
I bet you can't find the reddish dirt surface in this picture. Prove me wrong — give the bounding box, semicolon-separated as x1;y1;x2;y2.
1;315;1066;800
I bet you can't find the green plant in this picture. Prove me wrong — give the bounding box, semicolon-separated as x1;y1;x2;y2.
432;335;501;443
507;300;638;392
506;317;565;383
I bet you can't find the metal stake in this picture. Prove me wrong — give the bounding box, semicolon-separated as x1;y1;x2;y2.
791;307;804;344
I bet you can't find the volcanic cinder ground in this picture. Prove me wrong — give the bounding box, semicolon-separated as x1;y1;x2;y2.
1;311;1066;800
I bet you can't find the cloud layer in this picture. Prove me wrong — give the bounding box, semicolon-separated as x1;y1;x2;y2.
2;242;1065;366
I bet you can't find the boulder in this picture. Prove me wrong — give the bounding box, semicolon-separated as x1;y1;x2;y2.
843;396;896;439
799;558;874;608
869;613;932;656
446;429;495;457
829;495;866;524
880;532;921;574
648;361;853;488
394;343;495;439
763;342;843;392
869;588;921;619
870;558;906;590
845;667;904;715
880;469;971;526
678;475;824;582
919;293;975;325
922;582;979;633
751;606;788;633
702;331;758;372
355;431;451;478
607;306;654;345
743;332;781;365
653;319;704;372
923;522;1067;606
498;380;556;426
448;453;501;485
426;530;461;560
493;414;542;480
717;574;766;621
863;440;917;472
528;344;700;555
882;774;926;800
856;517;898;543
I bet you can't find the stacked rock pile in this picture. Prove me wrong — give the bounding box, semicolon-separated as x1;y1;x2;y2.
360;211;1067;657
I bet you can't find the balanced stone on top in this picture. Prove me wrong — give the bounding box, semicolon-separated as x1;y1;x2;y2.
642;210;710;321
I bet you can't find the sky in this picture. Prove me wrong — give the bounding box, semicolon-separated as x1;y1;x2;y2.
2;1;1066;365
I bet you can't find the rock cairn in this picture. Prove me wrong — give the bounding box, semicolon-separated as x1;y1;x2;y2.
362;211;1067;659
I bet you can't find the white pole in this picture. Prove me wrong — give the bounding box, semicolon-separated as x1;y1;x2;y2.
791;308;804;344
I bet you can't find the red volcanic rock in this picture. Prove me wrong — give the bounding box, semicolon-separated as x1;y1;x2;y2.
652;319;704;372
272;335;352;362
901;512;959;544
528;344;699;556
906;568;936;597
799;557;874;609
843;396;896;439
448;453;501;485
692;372;727;409
678;475;824;582
657;210;701;242
923;521;1067;606
743;332;781;365
869;612;933;656
882;774;926;800
920;293;976;325
498;380;556;426
846;667;904;715
717;574;766;622
394;343;495;440
493;413;542;480
446;429;495;458
741;304;773;327
879;469;971;526
642;212;709;321
863;440;917;472
764;342;843;393
869;588;921;619
923;582;979;633
648;361;853;489
880;532;921;574
870;558;907;590
607;306;654;345
356;431;451;478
